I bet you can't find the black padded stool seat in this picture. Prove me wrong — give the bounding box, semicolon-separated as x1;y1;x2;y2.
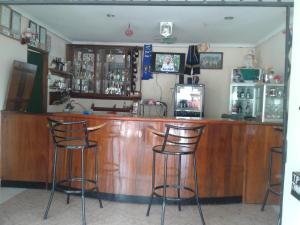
146;124;206;225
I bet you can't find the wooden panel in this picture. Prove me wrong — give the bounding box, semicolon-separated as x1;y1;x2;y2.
46;115;244;198
5;61;37;111
199;124;245;197
1;113;49;182
243;125;283;203
1;111;281;204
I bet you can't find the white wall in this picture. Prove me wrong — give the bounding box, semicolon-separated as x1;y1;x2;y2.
0;14;68;111
256;31;285;78
282;2;300;225
0;36;27;110
46;31;69;112
0;16;28;110
142;45;251;118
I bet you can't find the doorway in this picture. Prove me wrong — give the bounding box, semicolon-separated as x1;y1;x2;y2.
27;49;46;113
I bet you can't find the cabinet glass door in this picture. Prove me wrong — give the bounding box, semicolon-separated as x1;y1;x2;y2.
262;84;284;122
230;84;262;118
73;48;95;93
103;48;131;96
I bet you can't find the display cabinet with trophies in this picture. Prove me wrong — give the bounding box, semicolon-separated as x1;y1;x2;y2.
228;68;284;123
66;45;142;100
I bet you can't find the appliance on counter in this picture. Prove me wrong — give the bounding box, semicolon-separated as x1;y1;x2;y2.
140;99;168;117
229;83;263;119
261;84;284;123
174;84;205;118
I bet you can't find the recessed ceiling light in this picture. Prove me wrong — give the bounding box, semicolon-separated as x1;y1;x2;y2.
106;13;115;18
224;16;234;20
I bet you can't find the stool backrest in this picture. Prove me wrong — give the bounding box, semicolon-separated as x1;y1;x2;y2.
47;118;89;146
162;124;205;152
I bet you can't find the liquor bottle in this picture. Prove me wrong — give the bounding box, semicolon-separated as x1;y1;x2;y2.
246;88;251;99
237;103;243;114
232;103;237;114
240;88;245;98
245;101;251;115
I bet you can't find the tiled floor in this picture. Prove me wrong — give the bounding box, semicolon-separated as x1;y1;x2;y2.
0;189;279;225
0;187;26;204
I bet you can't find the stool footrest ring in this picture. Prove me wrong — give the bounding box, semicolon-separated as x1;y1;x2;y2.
152;184;196;201
55;178;97;194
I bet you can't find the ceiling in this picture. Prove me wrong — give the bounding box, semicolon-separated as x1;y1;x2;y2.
13;5;291;46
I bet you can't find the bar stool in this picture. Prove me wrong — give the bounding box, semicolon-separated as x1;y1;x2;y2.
261;147;283;211
43;118;106;225
261;126;283;213
146;124;206;225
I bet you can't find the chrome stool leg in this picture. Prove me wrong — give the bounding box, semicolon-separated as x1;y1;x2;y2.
94;146;103;208
81;147;86;225
193;154;205;225
161;154;168;225
177;155;182;211
44;146;58;220
261;148;273;211
146;151;156;216
261;148;282;211
66;150;73;204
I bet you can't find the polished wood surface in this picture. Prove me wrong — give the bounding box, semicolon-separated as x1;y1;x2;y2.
5;61;37;111
1;111;282;204
1;112;49;182
243;125;282;203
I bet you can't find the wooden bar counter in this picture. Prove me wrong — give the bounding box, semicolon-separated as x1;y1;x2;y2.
0;111;282;204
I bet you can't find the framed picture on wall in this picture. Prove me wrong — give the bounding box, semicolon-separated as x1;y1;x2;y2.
46;34;51;52
11;10;21;39
39;26;47;49
0;5;11;35
199;52;223;70
28;20;38;47
29;20;37;39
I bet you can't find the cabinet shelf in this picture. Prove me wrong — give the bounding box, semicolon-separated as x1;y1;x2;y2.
70;92;141;100
91;104;132;112
49;68;73;79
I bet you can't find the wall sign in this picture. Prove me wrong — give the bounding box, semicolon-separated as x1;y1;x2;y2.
291;172;300;201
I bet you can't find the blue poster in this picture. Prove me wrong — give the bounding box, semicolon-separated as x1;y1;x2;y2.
142;44;153;80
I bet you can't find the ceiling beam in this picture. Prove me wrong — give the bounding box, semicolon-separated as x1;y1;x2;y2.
0;0;294;8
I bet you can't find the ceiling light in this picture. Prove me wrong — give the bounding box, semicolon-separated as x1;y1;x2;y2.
224;16;234;20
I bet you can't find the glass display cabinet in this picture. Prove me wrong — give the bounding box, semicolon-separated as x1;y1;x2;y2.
229;83;263;118
261;84;284;123
67;45;142;100
102;48;132;96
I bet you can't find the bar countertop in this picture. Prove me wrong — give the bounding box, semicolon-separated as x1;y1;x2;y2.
49;111;281;126
1;110;282;204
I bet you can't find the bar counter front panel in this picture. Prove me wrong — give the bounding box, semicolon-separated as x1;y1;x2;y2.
1;111;282;204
